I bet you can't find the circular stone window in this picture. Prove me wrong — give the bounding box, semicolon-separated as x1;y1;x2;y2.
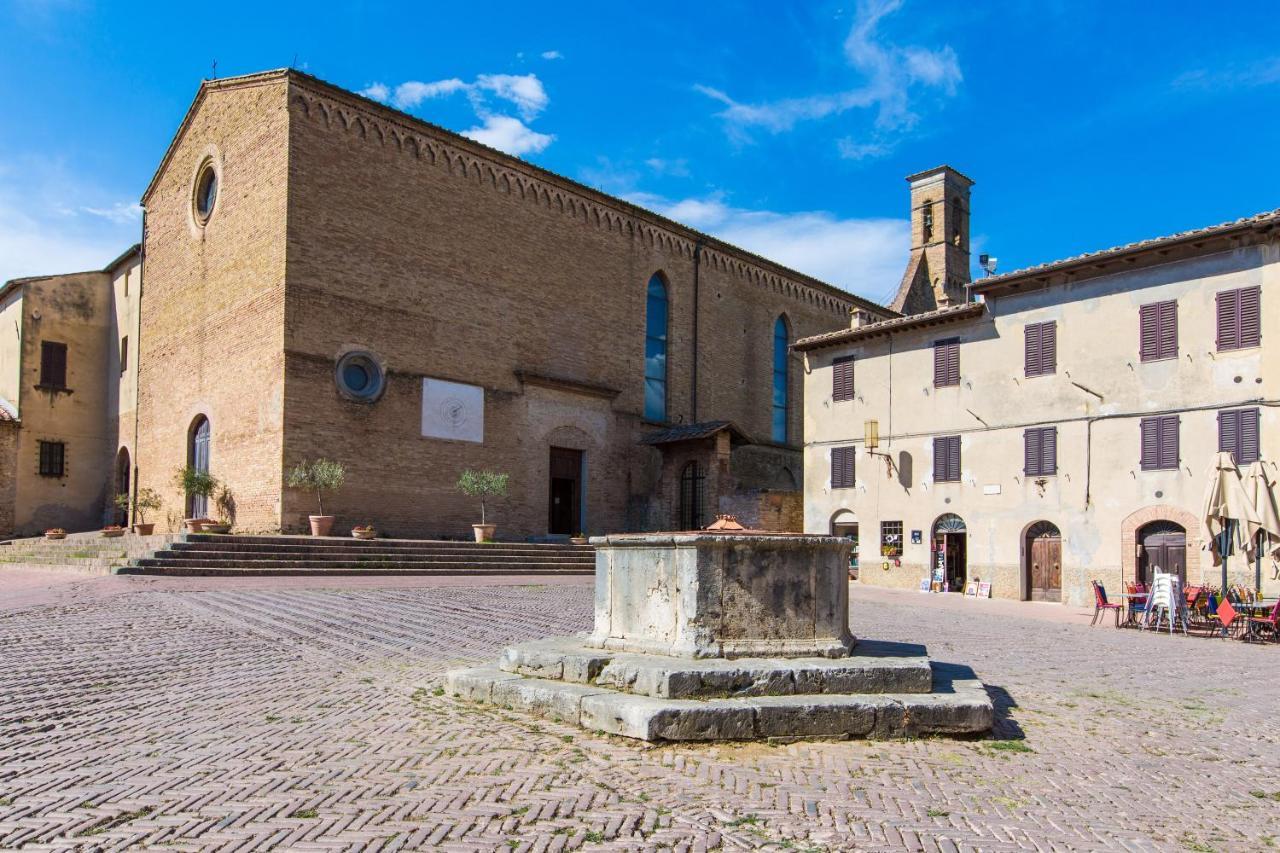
193;161;219;224
335;351;385;402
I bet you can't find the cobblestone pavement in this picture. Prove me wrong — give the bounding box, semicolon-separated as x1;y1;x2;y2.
1;573;1277;852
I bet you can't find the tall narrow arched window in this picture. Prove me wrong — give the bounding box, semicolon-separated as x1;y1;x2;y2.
188;416;211;518
772;316;790;443
644;274;669;422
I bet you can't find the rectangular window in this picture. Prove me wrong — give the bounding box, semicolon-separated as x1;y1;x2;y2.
120;336;128;374
40;341;68;389
933;434;961;482
832;356;855;402
831;445;856;488
1140;415;1179;470
1139;300;1177;362
1216;285;1261;351
1024;321;1057;377
933;338;960;387
38;440;65;477
880;520;903;557
1219;407;1261;465
1024;426;1058;476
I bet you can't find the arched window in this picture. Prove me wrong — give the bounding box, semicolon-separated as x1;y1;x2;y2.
644;274;669;422
772;316;790;443
188;416;211;518
921;200;934;243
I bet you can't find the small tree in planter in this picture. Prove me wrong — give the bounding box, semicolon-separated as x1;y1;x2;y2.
204;485;235;534
287;458;345;536
173;466;218;531
456;469;509;542
114;487;163;535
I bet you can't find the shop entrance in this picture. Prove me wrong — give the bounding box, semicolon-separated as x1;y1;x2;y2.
932;513;967;592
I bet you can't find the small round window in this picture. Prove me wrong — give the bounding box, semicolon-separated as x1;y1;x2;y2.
193;162;219;223
335;351;385;402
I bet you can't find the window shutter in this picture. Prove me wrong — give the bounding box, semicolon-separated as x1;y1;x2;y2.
934;342;946;386
1239;285;1261;348
832;356;854;402
1024;429;1038;475
948;435;961;481
1158;301;1177;359
934;339;960;387
1042;427;1057;475
947;342;960;386
1219;409;1239;459
1217;290;1239;350
1024;324;1041;377
1139;304;1158;361
831;446;856;488
1241;408;1260;464
1041;322;1056;374
1140;418;1158;470
1159;416;1179;470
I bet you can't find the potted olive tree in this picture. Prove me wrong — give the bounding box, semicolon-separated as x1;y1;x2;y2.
287;458;345;536
120;487;163;535
456;469;509;543
173;466;218;532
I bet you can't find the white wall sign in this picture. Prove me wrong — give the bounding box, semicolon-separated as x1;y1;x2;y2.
421;378;484;443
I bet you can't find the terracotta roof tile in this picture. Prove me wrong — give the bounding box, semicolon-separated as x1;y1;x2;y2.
794;302;985;351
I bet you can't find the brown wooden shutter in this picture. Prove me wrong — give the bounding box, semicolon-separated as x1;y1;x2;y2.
933;437;946;480
1140;418;1158;470
40;341;67;388
1241;408;1260;464
832;356;854;402
1219;409;1239;459
1157;301;1177;359
1042;427;1057;475
934;435;960;481
1041;322;1056;374
1217;290;1239;350
934;341;947;386
1139;304;1158;361
1024;429;1038;475
948;435;961;481
1239;285;1261;348
1159;415;1179;469
948;342;960;385
1024;324;1041;377
934;339;960;387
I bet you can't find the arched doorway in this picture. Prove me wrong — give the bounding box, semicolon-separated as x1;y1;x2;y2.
932;513;967;592
1024;520;1062;601
679;461;705;530
188;416;211;518
114;448;131;525
830;509;859;578
1137;520;1186;584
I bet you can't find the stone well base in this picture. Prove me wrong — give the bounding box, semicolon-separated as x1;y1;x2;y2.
445;638;993;742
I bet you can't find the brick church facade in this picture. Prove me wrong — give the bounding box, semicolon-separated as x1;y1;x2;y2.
0;69;890;539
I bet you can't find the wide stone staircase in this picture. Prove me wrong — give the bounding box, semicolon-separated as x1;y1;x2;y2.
118;534;596;577
1;532;179;575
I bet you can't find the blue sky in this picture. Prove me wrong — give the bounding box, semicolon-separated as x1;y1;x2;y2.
2;1;1277;304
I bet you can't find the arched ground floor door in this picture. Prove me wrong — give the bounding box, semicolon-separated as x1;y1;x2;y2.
830;510;858;579
1025;520;1062;601
1137;520;1187;584
114;448;131;525
932;513;967;592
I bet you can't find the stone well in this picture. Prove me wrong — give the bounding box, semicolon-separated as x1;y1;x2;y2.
446;524;993;742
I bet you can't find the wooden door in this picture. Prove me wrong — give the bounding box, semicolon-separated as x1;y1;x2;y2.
1139;529;1187;584
548;447;582;535
1029;536;1062;601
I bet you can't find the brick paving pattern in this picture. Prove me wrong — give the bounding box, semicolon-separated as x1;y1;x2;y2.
1;574;1277;851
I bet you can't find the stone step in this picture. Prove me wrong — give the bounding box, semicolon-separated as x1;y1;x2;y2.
117;563;592;577
182;534;592;552
168;543;593;559
499;638;934;698
131;555;593;569
446;663;993;742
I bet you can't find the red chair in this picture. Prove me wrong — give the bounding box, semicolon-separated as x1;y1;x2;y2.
1246;599;1280;643
1206;595;1237;638
1091;581;1123;627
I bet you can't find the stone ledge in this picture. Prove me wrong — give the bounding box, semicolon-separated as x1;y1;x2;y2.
443;665;993;742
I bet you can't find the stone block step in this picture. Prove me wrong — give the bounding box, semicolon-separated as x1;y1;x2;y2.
167;543;593;560
125;556;593;572
499;638;934;698
446;664;993;742
182;534;592;552
117;563;591;577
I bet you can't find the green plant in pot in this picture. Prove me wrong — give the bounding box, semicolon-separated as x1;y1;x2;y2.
172;466;218;532
456;469;509;542
287;458;345;536
203;485;235;534
116;487;162;535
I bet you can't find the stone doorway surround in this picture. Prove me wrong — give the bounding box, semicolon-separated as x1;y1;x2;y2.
1120;504;1201;587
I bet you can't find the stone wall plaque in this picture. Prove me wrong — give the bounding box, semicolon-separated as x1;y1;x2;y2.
421;378;484;443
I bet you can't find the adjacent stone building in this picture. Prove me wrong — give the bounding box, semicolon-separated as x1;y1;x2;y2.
3;69;891;539
0;248;141;536
800;167;1280;605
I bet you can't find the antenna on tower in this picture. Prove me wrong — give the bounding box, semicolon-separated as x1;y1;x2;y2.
210;60;218;80
979;254;999;277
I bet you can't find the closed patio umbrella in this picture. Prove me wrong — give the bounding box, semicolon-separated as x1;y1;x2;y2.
1244;460;1280;590
1202;452;1263;590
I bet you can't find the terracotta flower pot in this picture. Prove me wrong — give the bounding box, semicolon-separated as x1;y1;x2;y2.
185;518;207;533
352;528;376;540
203;523;231;534
44;532;66;540
132;523;155;536
310;515;335;537
570;537;588;545
473;523;496;543
101;529;125;538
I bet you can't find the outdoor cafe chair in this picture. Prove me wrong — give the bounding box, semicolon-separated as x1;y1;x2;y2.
1202;594;1238;638
1245;598;1280;643
1090;581;1123;628
1124;581;1149;626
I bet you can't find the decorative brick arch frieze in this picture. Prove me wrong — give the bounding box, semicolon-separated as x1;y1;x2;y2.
1119;504;1202;584
288;87;855;320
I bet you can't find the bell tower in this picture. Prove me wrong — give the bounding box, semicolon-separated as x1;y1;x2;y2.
889;166;973;315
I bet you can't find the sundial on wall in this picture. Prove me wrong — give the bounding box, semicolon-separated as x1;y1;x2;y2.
421;379;484;443
438;396;469;432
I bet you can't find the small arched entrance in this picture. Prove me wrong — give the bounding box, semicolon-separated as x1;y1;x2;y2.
1137;520;1187;584
188;416;211;518
679;461;706;530
830;509;859;578
1024;520;1062;601
114;448;131;524
932;513;967;592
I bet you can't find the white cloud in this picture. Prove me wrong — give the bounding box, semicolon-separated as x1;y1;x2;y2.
1173;56;1280;92
644;157;690;177
540;50;563;60
463;115;555;156
626;191;907;300
837;138;892;160
698;0;960;150
362;72;555;156
81;202;143;224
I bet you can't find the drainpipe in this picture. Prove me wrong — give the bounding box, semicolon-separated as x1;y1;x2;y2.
130;209;146;526
691;239;703;422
